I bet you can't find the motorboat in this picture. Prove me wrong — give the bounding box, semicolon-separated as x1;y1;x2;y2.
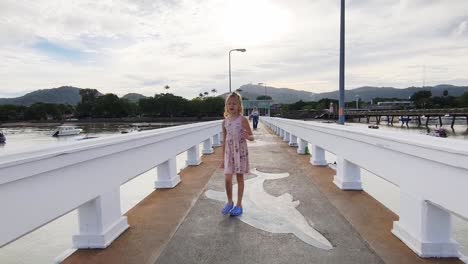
0;130;5;143
368;124;379;129
119;125;141;134
52;126;82;137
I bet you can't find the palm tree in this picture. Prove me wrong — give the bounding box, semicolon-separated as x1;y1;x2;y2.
203;91;209;97
211;88;218;95
164;85;170;90
199;92;204;98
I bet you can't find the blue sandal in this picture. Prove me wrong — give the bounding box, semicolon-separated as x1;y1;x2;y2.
230;206;243;216
221;203;234;215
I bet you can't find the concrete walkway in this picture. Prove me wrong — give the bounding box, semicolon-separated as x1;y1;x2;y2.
64;122;462;264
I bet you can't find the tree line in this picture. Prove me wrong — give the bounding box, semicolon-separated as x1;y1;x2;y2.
282;90;468;113
0;89;225;121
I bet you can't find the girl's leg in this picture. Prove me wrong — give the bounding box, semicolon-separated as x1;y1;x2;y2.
225;174;233;205
236;174;244;207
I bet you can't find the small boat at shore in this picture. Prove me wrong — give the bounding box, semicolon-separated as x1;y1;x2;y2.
0;130;5;143
52;126;82;137
119;125;141;134
368;124;379;129
427;128;447;138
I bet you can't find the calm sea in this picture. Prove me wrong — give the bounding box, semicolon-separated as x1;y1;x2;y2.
0;121;467;263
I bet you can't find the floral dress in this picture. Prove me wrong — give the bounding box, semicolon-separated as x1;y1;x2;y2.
224;115;249;174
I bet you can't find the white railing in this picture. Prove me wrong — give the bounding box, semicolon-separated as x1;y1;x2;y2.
262;117;468;258
0;120;223;248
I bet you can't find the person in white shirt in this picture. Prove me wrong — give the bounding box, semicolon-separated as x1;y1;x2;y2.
251;106;259;130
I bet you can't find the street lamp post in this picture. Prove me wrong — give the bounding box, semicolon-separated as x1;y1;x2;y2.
338;0;345;125
355;95;359;109
229;48;247;93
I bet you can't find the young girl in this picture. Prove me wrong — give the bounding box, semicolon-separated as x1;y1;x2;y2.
221;92;254;216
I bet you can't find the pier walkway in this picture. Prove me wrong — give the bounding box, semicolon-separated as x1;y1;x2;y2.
63;123;462;264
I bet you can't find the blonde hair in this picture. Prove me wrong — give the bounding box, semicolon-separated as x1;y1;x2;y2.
224;92;244;118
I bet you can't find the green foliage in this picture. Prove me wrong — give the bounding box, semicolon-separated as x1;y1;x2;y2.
0;105;27;121
139;93;224;118
458;92;468;107
430;96;457;109
316;98;338;111
21;103;73;120
256;95;272;100
410;90;432;108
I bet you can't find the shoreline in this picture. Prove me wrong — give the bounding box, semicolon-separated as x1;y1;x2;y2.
0;116;223;126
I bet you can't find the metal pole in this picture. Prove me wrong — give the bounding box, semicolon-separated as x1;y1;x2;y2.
229;50;232;93
338;0;345;125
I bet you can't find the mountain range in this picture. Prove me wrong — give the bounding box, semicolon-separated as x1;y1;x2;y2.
1;84;467;106
231;84;468;103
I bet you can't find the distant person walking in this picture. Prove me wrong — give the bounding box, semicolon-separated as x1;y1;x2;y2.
251;106;259;130
221;92;254;217
329;102;335;119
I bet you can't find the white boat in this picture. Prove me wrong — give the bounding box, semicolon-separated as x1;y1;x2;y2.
52;126;82;137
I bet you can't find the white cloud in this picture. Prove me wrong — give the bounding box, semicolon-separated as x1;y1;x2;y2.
0;0;467;99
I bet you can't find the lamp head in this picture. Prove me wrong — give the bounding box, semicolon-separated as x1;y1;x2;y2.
236;48;246;52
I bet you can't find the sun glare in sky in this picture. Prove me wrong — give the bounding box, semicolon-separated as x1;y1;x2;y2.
222;0;291;45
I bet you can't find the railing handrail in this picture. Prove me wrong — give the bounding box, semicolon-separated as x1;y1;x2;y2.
0;120;222;185
0;120;223;248
262;117;468;220
268;118;468;164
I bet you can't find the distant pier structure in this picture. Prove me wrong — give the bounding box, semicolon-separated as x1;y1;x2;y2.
242;100;273;116
345;108;468;128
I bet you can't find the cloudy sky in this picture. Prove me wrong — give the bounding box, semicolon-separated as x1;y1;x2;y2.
1;0;467;99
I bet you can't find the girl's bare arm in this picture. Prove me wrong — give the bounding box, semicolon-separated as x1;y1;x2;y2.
241;117;254;141
221;120;226;168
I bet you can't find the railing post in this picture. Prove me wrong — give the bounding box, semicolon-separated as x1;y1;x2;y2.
155;157;181;188
73;188;129;248
186;144;202;166
279;128;284;137
202;138;214;154
297;138;307;154
283;131;290;142
212;134;221;147
310;145;327;166
333;156;362;190
392;192;459;257
289;134;298;147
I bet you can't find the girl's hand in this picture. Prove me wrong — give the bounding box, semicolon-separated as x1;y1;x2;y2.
241;129;253;141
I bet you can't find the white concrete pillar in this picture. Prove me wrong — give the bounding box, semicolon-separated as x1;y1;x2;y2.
155;157;181;188
289;134;298;147
283;131;290;142
186;144;201;166
392;192;459;257
333;156;362;190
73;188;129;248
310;145;327;166
297;138;307;154
202;138;214;154
212;134;221;147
